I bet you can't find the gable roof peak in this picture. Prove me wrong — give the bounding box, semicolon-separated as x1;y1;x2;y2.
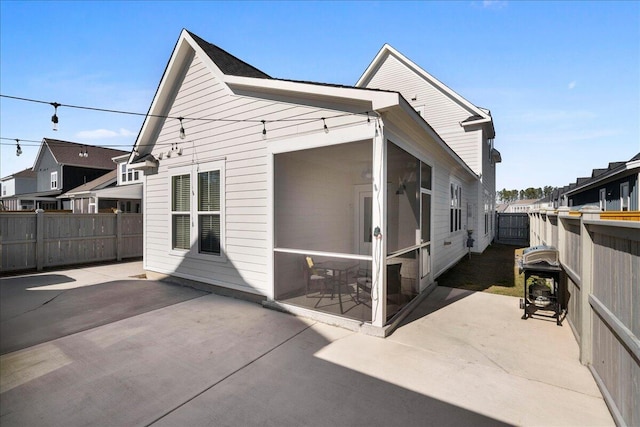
357;43;493;128
40;138;128;170
183;29;271;79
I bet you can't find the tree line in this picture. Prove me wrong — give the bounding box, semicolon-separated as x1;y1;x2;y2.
497;186;556;203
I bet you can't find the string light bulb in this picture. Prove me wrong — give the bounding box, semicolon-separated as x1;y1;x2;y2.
322;118;329;133
367;112;371;123
50;102;60;131
16;139;22;156
178;117;185;140
261;120;267;139
78;145;88;157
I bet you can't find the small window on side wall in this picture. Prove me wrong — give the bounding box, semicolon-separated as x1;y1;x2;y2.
450;182;462;233
169;160;225;259
51;171;58;189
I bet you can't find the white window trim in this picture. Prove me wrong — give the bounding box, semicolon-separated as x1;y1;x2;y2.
50;171;58;190
620;182;630;211
450;180;463;233
168;160;226;262
120;163;127;185
120;162;142;185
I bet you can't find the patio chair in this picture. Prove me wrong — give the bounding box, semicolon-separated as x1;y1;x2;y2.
355;268;372;304
304;256;334;297
355;263;402;304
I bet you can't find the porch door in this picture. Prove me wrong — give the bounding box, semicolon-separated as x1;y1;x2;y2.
420;189;432;288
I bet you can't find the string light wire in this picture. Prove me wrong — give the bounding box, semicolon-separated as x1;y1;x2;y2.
1;94;371;125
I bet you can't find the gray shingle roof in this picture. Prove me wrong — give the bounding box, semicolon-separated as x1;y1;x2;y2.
1;168;36;180
187;31;271;79
44;139;128;170
63;170;117;195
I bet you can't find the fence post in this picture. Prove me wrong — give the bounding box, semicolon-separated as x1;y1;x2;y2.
578;205;599;365
35;209;44;271
116;210;122;262
556;207;569;261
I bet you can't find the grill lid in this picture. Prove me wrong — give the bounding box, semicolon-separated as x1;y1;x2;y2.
522;245;559;266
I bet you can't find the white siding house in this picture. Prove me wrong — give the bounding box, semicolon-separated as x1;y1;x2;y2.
131;30;497;333
356;45;500;254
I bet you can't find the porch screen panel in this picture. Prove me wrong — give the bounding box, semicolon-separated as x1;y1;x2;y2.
172;174;190;250
198;170;221;255
387;142;420;254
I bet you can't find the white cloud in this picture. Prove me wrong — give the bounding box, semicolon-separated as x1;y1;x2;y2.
75;128;136;139
568;81;577;90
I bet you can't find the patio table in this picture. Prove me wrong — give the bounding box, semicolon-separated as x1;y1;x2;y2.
317;260;359;313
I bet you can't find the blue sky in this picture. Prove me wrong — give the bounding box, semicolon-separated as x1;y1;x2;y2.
1;1;638;193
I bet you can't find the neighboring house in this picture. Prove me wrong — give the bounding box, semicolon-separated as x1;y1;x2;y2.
5;138;128;210
500;199;541;213
129;30;498;330
564;153;639;211
532;196;554;211
61;154;143;213
356;44;501;253
0;168;37;210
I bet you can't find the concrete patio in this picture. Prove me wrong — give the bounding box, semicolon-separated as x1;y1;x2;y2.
0;261;613;426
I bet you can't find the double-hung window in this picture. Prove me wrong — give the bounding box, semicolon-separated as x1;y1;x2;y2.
171;173;191;250
51;171;58;189
450;181;462;233
170;160;224;258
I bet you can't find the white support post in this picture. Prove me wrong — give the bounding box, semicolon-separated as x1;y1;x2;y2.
371;118;387;328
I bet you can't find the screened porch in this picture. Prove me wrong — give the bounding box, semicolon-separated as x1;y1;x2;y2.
273;138;432;325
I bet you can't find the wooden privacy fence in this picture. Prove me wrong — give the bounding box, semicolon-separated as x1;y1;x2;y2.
495;212;529;246
529;206;639;427
0;211;143;273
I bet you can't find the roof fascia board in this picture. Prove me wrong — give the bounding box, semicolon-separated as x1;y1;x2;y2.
225;75;400;110
131;30;197;163
357;44;490;121
131;29;245;164
461;118;492;127
32;139;54;170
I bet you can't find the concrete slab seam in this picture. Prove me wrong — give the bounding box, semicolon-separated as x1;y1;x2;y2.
142;322;317;427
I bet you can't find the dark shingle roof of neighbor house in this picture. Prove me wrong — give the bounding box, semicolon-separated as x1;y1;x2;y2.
187;31;271;79
63;170;117;195
1;168;36;180
44;139;128;170
562;152;640;195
